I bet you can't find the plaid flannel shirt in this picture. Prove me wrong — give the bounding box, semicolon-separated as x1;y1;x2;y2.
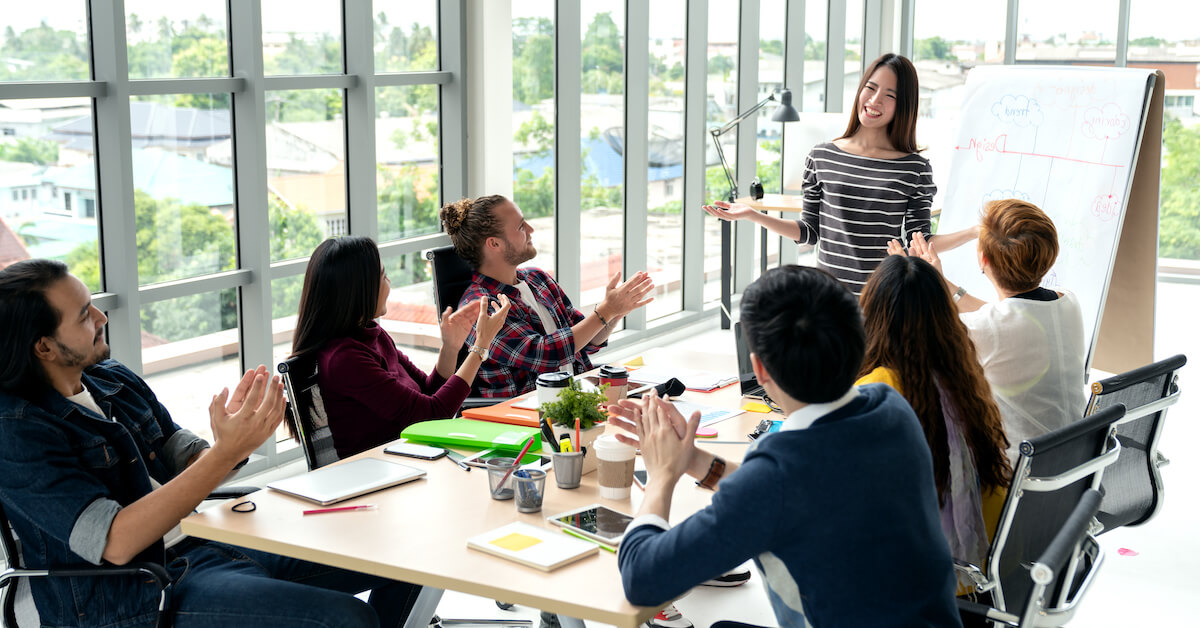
460;268;602;398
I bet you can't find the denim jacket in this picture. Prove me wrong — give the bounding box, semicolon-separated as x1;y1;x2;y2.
0;360;208;628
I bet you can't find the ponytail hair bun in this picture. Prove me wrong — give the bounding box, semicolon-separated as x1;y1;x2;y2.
440;198;472;235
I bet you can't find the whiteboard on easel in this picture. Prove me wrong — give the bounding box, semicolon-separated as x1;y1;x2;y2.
936;66;1156;364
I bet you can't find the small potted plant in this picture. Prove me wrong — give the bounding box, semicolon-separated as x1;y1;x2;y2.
540;379;608;475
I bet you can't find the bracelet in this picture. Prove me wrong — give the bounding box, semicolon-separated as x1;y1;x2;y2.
695;456;726;491
594;307;610;327
467;345;487;361
952;286;967;303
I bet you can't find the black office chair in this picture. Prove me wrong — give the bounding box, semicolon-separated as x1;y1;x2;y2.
424;245;510;409
956;405;1124;626
278;354;340;471
1084;354;1186;532
958;489;1105;627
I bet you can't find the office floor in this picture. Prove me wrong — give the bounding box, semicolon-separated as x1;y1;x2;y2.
242;280;1200;628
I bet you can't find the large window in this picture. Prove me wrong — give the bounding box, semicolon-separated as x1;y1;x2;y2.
512;0;557;274
703;0;741;304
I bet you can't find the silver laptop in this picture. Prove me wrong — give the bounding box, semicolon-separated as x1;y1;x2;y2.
267;458;426;506
734;322;766;399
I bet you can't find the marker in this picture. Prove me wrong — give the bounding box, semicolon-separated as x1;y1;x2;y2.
540;417;560;453
561;528;616;553
559;437;573;452
445;451;472;472
303;505;377;516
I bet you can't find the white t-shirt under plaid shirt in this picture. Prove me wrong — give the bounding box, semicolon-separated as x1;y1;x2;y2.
797;142;935;295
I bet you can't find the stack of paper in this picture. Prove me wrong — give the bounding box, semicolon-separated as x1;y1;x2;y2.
628;366;737;392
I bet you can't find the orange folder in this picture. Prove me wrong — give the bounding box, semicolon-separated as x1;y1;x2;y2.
460;397;540;428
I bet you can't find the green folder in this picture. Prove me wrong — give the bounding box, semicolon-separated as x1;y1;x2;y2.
400;418;540;453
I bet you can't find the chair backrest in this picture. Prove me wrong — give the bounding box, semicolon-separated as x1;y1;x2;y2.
1;500;27;627
1085;354;1186;531
1012;489;1104;627
279;355;340;471
986;404;1124;616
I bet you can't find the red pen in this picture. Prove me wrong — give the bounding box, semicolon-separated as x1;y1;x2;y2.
302;504;378;516
574;417;581;452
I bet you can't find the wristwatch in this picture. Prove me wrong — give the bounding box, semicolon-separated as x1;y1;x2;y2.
952;286;967;303
467;344;488;361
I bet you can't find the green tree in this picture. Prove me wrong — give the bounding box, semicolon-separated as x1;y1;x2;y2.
0;21;88;81
1159;118;1200;260
514;33;555;104
708;54;735;78
805;35;826;61
0;138;60;165
916;36;953;61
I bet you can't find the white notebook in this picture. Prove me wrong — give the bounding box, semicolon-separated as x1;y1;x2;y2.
467;522;598;572
267;458;425;506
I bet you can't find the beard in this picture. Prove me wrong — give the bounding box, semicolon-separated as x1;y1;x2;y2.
54;335;110;368
502;238;536;266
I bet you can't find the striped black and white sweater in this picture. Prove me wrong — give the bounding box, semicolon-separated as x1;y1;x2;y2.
798;142;936;294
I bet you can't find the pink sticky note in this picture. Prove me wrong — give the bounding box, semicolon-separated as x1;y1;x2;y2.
1117;548;1139;557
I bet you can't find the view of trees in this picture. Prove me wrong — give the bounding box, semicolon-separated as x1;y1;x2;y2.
1159;118;1200;260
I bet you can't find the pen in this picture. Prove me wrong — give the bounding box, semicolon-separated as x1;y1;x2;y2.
303;505;377;516
445;451;471;472
540;417;560;453
574;417;581;452
561;528;616;553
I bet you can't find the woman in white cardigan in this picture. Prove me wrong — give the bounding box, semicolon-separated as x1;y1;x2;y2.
894;198;1086;462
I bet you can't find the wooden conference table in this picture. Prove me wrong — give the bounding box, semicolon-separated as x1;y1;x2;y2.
719;194;804;329
182;349;774;628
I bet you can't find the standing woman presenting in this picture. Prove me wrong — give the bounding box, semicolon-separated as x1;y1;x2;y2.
704;53;977;295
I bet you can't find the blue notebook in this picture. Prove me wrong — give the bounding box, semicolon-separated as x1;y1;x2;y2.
400;419;540;453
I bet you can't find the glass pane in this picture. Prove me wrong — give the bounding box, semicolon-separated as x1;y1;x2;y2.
130;95;235;286
1015;0;1119;63
644;0;686;320
377;86;440;242
804;0;827;111
913;0;1008;216
374;1;439;72
704;0;740;303
265;89;346;261
262;0;343;75
0;2;90;81
381;250;439;368
512;0;556;274
0;98;100;289
753;0;786;282
125;1;229;79
579;2;625;316
1130;1;1200;261
842;0;864;111
141;291;241;443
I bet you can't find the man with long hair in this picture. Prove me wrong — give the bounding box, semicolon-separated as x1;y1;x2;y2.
0;259;421;628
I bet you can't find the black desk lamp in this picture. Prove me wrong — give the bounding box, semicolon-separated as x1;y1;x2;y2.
709;88;800;329
709;88;801;203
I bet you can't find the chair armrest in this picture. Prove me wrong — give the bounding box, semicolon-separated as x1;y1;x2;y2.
956;599;1018;627
206;486;257;500
953;559;989;590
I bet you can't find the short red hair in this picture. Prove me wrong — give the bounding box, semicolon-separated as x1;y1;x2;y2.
978;199;1059;293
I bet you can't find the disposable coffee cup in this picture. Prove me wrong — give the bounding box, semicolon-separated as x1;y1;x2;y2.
536;372;573;409
598;365;629;406
593;435;636;500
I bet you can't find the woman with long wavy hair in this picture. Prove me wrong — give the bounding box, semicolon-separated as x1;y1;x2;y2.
856;254;1011;591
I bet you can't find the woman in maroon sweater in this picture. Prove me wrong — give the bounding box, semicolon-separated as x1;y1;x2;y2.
290;237;510;459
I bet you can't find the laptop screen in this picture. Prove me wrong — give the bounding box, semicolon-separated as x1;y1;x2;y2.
734;322;763;397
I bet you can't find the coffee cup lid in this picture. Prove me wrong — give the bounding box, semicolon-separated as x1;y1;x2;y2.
536;372;572;387
599;364;628;377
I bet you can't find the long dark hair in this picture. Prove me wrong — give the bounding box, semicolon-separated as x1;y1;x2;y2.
859;256;1011;500
0;259;70;398
290;237;384;361
839;53;921;154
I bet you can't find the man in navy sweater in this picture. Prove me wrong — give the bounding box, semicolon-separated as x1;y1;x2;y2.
610;265;962;627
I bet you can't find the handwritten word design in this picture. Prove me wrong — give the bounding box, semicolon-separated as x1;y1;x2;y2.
960;134;1007;162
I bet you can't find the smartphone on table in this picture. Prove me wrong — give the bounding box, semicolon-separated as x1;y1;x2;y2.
384;442;447;460
633;469;648;489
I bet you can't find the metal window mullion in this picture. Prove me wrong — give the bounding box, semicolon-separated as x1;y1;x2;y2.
1005;0;1019;65
623;0;650;333
344;0;378;238
733;0;759;293
0;82;107;99
555;0;582;302
374;71;453;87
90;0;141;372
1115;0;1131;68
440;0;468;203
825;0;847;112
778;0;805;267
138;269;254;305
898;0;915;59
228;0;273;385
682;0;708;312
861;0;882;63
128;77;246;96
261;75;357;91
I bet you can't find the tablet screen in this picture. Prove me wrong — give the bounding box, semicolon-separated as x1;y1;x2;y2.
550;505;633;542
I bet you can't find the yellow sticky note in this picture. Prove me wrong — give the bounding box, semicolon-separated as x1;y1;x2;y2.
741;401;771;413
623;356;645;367
490;532;544;552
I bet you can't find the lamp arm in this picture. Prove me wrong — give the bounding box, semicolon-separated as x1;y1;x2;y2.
711;93;777;137
709;127;738;202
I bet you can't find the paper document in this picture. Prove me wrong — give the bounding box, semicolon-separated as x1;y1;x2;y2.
628;366;737;392
669;399;743;427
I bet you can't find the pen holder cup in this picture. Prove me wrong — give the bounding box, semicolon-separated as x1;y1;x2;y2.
513;469;548;513
486;457;517;500
552;451;585;489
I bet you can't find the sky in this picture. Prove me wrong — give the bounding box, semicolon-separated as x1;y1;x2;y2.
4;1;1199;49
